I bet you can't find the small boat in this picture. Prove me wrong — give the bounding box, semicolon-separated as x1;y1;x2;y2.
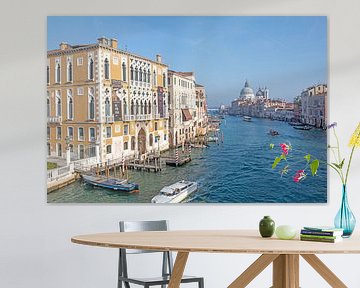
243;116;252;122
151;180;198;203
207;136;219;142
293;125;313;131
190;143;208;148
81;174;139;192
269;129;279;136
288;122;305;127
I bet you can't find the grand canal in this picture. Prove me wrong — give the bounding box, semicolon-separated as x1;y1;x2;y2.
48;116;327;203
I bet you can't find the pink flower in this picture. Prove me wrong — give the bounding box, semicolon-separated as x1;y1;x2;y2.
293;170;306;183
280;143;290;155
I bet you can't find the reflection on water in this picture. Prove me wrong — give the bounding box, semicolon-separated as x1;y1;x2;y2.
48;116;327;203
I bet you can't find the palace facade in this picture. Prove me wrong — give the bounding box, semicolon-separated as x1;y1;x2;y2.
167;70;197;147
47;37;169;163
300;84;327;128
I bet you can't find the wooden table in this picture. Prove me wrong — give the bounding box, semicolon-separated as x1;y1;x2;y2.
71;230;360;288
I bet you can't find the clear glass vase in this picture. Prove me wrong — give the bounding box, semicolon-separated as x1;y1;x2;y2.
334;185;356;237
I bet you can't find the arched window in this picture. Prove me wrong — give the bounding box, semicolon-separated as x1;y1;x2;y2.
47;97;50;117
56;93;61;117
47;91;50;117
104;58;109;80
140;100;144;115
147;69;150;83
148;100;151;114
144;101;147;114
135;67;138;81
89;96;95;120
130;65;134;81
67;62;72;82
47;66;50;84
105;97;110;116
131;136;135;150
122;62;126;81
130;100;134;115
149;134;153;146
153;100;157;114
123;100;127;116
56;63;61;83
139;68;142;82
88;58;94;80
135;100;139;115
67;90;73;119
153;70;156;86
163;73;166;87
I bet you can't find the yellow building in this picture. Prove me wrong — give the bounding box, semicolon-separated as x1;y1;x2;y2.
47;37;169;163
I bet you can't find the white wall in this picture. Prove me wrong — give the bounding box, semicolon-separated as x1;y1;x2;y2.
1;0;360;287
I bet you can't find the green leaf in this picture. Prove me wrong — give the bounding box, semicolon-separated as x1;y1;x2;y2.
339;159;345;169
332;162;341;169
310;159;320;176
280;153;286;160
270;143;274;149
272;157;281;169
304;154;311;163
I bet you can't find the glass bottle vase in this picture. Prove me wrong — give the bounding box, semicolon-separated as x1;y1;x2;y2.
334;185;356;237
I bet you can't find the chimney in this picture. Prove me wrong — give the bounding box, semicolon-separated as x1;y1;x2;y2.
97;37;108;45
111;38;118;49
156;54;162;63
59;42;70;50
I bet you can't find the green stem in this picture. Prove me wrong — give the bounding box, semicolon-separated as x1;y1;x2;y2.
345;130;360;185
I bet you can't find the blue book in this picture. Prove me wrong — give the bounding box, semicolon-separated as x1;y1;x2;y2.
302;226;343;236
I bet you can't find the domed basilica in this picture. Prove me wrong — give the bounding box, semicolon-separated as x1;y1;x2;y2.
239;80;269;100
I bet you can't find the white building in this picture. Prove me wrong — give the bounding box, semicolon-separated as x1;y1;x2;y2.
168;70;197;147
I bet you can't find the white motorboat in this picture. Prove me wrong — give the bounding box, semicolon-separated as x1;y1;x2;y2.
243;116;252;122
151;180;198;203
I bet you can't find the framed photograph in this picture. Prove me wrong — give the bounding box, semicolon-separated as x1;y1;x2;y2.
46;16;327;203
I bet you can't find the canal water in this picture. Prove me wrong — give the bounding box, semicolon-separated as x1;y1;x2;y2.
48;116;327;203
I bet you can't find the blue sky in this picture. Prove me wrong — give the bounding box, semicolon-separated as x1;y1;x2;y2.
48;16;327;107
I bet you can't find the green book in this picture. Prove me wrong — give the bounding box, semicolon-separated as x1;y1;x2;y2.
300;236;342;243
300;234;339;240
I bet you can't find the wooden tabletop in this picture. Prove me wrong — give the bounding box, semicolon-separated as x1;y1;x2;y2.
71;230;360;254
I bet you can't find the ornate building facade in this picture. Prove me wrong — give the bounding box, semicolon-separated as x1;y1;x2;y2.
167;70;197;147
300;84;327;128
47;37;169;163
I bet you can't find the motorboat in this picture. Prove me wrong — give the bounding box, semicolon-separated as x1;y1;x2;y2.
81;174;139;192
288;122;305;127
151;180;198;203
243;116;252;122
269;129;279;136
293;125;313;131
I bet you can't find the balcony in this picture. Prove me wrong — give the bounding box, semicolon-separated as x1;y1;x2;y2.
136;114;151;121
105;115;114;123
48;116;62;124
124;115;135;121
154;113;161;119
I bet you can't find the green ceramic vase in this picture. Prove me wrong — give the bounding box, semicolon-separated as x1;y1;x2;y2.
259;216;275;238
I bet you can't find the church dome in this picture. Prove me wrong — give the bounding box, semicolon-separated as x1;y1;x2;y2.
240;80;254;99
256;88;264;97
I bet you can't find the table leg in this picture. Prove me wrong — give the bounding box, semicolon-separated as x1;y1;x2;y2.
301;254;347;288
168;251;189;288
272;254;299;288
228;254;279;288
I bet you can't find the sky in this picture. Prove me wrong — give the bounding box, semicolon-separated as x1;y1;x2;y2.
48;16;327;107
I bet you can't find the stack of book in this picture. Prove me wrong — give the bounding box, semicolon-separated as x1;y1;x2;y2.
300;226;344;243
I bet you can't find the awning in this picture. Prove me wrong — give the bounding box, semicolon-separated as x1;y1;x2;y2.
182;109;192;121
